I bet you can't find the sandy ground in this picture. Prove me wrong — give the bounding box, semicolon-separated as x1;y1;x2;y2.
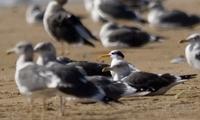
0;0;200;120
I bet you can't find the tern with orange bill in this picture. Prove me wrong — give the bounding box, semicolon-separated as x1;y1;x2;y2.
100;50;197;95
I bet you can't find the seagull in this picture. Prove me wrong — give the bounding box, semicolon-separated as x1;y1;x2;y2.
92;0;147;23
100;50;140;81
43;0;98;54
100;50;197;95
7;41;115;115
100;22;164;48
147;1;200;28
180;33;200;70
34;42;111;77
26;4;44;25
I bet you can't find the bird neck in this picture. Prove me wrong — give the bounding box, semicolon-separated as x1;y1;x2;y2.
37;53;57;66
45;1;61;17
16;54;33;71
111;57;123;65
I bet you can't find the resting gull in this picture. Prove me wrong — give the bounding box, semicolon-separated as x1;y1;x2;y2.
43;0;98;54
26;4;44;25
100;22;164;48
7;41;115;115
147;1;200;28
92;0;147;23
34;42;111;77
100;50;197;95
180;33;200;70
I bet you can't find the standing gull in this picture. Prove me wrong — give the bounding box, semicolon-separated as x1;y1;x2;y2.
6;42;61;112
100;22;164;48
7;41;115;115
43;0;98;54
100;50;197;95
92;0;147;23
147;1;200;28
34;42;111;77
180;33;200;70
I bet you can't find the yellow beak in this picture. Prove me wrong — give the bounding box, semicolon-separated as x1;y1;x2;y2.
179;39;189;43
99;54;110;59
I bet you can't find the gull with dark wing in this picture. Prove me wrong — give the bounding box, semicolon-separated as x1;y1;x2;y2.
26;4;44;25
101;50;197;95
43;0;98;54
34;42;149;98
147;1;200;28
34;42;111;77
100;22;164;48
180;33;200;70
7;41;115;115
92;0;147;23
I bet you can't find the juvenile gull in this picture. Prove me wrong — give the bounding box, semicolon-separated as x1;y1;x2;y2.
100;22;164;48
6;42;61;112
180;33;200;70
7;41;114;115
147;1;200;28
101;50;197;95
92;0;147;23
26;4;44;25
43;0;98;54
34;42;111;77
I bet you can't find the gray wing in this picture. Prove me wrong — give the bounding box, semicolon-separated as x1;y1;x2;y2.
18;64;60;92
108;28;150;47
99;0;137;19
123;72;174;92
159;10;198;26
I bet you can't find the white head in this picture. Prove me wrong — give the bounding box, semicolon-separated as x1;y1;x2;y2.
7;41;33;57
34;42;56;55
109;50;125;60
34;42;57;65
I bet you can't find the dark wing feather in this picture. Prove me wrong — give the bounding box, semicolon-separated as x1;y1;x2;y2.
49;63;101;98
68;61;111;77
68;14;98;41
47;9;95;47
123;72;174;92
160;10;198;26
108;28;150;47
99;1;136;19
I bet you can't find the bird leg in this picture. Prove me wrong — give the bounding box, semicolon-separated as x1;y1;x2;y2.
27;97;34;119
59;96;65;116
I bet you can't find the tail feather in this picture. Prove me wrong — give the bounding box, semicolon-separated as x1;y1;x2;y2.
150;35;166;42
83;38;95;47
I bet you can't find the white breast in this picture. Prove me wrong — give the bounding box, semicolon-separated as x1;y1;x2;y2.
185;44;200;70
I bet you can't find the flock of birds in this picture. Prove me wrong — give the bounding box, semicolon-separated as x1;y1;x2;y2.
7;0;200;116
